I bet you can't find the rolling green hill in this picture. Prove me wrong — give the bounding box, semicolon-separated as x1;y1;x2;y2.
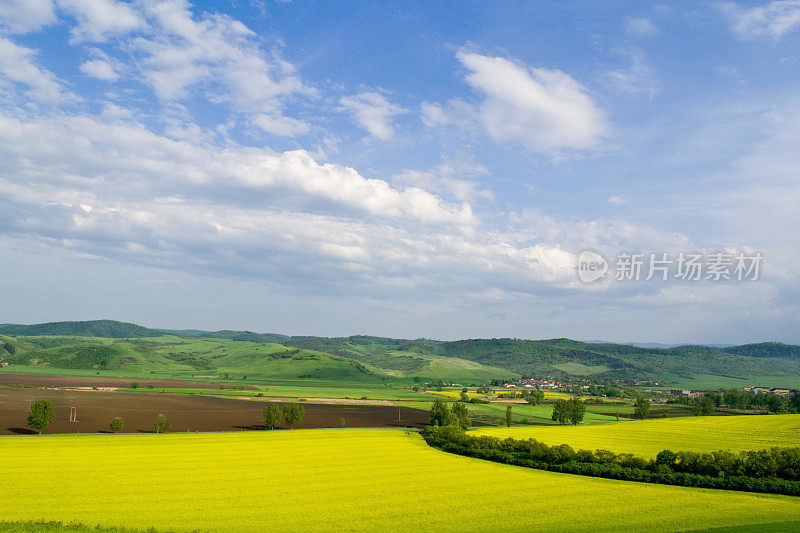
398;337;800;385
0;320;163;338
1;321;799;386
0;334;382;383
0;328;514;383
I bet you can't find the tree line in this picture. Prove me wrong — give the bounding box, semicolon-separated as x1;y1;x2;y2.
422;425;800;496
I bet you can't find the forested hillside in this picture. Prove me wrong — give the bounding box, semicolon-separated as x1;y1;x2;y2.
1;321;799;384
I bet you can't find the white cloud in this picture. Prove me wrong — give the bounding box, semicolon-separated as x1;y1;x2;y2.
0;0;55;34
426;51;609;154
625;17;658;38
420;99;479;130
0;108;626;297
393;157;492;203
0;37;71;102
252;113;310;137
0;110;476;230
721;1;800;38
57;0;144;43
79;58;119;81
602;49;658;96
339;92;406;141
136;0;315;115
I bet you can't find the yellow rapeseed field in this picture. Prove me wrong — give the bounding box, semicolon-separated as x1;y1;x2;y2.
472;414;800;457
2;429;799;532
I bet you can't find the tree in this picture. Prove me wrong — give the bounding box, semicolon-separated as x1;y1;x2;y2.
154;413;171;433
633;397;651;419
283;403;305;429
692;394;715;416
566;397;586;425
525;390;545;405
429;398;451;427
109;416;124;433
338;417;346;428
552;398;585;425
723;389;749;410
27;400;55;434
450;402;470;430
263;402;282;430
789;393;800;414
130;382;139;389
460;391;469;402
506;405;512;427
552;400;569;424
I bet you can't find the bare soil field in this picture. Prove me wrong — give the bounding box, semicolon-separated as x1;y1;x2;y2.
0;372;257;390
0;387;431;434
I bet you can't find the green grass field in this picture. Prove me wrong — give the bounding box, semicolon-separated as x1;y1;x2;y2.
2;429;799;532
472;414;800;457
655;373;800;390
0;334;516;384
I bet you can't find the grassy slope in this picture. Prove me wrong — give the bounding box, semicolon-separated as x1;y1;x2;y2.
4;321;800;384
1;335;380;383
0;334;514;384
472;414;800;457
403;338;800;382
3;430;800;532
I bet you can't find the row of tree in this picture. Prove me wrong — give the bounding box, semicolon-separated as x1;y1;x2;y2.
423;425;800;496
25;399;309;434
263;402;305;429
673;389;800;414
429;398;470;429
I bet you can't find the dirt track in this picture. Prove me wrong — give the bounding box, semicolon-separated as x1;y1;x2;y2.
0;387;430;435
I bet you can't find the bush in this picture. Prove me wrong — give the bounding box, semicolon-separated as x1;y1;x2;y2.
154;414;170;433
26;400;55;434
110;417;123;433
422;426;800;496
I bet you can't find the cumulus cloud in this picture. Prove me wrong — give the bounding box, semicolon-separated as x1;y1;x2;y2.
721;1;800;38
0;37;72;102
0;107;630;297
79;58;119;80
0;0;55;35
424;51;608;154
251;113;310;137
0;110;476;229
339;92;406;140
393;156;493;203
136;0;315;114
57;0;144;43
41;0;315;134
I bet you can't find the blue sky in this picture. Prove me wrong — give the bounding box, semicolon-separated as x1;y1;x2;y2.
1;0;799;343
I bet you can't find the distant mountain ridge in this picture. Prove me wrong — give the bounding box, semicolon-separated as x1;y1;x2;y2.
1;320;799;383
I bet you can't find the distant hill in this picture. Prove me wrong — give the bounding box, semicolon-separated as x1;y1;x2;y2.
1;320;799;384
722;342;800;359
400;338;800;382
0;320;164;338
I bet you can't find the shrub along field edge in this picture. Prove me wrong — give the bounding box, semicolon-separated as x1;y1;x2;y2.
422;425;800;496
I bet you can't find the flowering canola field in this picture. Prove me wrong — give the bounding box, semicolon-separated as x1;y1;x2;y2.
2;428;799;532
472;414;800;457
